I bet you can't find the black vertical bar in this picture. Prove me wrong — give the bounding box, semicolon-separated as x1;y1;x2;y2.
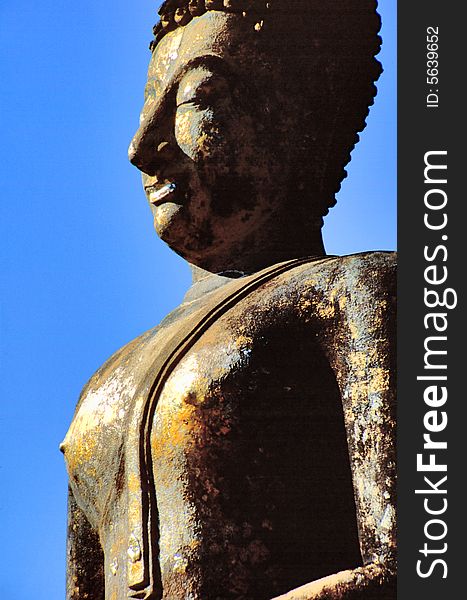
398;1;464;598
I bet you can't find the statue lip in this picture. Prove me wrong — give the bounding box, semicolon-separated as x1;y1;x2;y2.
145;181;181;206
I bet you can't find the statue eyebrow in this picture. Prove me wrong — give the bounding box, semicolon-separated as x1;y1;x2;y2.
164;54;235;99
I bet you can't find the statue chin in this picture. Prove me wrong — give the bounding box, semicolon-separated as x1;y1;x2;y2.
152;202;184;239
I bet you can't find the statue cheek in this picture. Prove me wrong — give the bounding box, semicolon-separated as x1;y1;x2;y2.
175;106;229;164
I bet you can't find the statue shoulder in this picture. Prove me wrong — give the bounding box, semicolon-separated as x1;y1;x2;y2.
337;250;397;275
298;250;396;277
336;251;397;296
73;327;158;415
332;251;396;295
266;252;396;328
289;251;396;299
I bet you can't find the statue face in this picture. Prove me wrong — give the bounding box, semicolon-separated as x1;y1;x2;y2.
129;12;307;272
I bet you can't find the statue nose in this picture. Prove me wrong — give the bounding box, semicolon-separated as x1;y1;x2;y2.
128;93;177;175
127;137;139;165
128;124;178;176
128;126;154;174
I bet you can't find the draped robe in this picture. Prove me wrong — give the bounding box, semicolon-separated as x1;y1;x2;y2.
63;252;396;600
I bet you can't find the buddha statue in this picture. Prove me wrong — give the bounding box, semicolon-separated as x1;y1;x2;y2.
62;1;396;599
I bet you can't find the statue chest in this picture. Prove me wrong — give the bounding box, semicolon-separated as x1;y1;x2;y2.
145;307;361;598
64;256;392;598
63;302;292;526
63;256;396;599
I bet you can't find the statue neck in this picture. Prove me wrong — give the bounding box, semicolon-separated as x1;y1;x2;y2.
189;228;326;286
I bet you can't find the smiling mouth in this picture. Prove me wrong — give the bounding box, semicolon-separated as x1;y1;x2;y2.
147;182;178;206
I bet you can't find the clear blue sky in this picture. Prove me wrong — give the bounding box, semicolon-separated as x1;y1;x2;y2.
0;2;395;598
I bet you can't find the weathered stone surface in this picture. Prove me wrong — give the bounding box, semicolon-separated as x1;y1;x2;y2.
63;2;395;599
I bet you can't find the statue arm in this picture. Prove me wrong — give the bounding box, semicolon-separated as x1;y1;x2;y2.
273;257;397;599
66;486;105;600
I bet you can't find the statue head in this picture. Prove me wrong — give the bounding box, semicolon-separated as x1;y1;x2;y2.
129;0;381;273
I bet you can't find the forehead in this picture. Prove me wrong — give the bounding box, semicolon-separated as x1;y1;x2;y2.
147;11;249;95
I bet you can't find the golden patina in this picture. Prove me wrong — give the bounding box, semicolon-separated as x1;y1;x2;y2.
63;2;395;599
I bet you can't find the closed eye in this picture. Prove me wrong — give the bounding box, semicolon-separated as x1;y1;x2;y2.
176;68;231;110
176;97;210;110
